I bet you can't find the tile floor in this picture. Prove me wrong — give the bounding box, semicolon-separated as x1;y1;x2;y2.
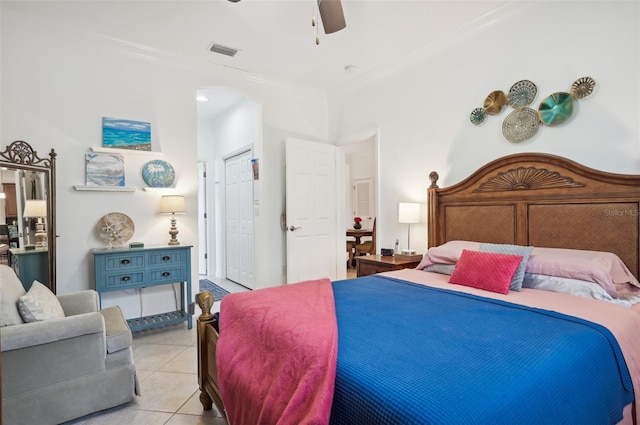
346;268;357;279
63;277;247;425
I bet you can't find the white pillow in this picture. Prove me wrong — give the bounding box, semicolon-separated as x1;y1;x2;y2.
18;281;65;322
522;273;640;308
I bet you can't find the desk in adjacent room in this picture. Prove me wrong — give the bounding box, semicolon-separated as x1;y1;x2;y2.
346;228;373;245
346;228;373;268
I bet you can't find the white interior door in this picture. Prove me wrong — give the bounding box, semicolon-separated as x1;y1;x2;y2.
354;178;373;221
197;161;208;276
225;150;254;288
285;138;337;283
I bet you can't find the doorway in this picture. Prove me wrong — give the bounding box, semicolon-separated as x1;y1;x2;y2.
224;149;255;288
341;134;378;279
196;86;259;288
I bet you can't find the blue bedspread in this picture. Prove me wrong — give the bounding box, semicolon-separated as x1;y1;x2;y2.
330;275;634;425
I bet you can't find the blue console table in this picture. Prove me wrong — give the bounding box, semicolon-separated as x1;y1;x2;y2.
92;245;192;331
9;248;49;291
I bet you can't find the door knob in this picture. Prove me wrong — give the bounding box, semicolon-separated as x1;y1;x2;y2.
289;225;302;232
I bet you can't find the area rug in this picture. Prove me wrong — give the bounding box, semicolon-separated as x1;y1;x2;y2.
199;279;231;301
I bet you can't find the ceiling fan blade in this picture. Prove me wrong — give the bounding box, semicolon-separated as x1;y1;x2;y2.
317;0;346;34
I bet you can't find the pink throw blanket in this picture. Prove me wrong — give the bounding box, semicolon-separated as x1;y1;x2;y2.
217;278;338;425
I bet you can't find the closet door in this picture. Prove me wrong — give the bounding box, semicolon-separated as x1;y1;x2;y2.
224;150;254;288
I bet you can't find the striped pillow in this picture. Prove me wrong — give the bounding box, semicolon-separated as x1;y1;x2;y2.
480;243;534;291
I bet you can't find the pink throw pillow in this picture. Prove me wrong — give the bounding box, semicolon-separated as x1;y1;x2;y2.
449;249;523;295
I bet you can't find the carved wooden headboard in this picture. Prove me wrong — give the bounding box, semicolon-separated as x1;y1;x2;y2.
428;153;640;279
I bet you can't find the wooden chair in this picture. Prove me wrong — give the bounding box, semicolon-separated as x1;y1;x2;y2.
346;240;356;268
355;218;376;257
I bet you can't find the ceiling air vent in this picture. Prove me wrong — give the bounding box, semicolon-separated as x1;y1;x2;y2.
209;43;238;57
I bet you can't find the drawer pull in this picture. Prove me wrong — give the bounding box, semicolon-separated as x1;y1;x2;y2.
121;276;131;282
161;271;171;277
162;255;171;261
120;259;131;265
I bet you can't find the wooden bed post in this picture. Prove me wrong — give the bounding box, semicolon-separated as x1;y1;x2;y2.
428;171;439;248
196;290;228;416
196;291;214;410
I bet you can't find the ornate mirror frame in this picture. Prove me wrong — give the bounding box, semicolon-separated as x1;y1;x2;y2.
0;141;57;293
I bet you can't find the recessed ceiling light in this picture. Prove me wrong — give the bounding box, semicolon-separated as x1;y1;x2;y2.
344;65;358;73
196;95;209;102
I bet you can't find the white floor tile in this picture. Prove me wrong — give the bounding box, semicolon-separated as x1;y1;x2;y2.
160;346;198;374
134;343;189;371
177;391;224;417
63;404;173;424
135;371;200;413
165;413;227;425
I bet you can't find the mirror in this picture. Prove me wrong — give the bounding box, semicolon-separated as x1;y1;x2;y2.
0;141;56;293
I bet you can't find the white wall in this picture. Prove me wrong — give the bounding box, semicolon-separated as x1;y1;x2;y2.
328;1;640;255
1;6;328;312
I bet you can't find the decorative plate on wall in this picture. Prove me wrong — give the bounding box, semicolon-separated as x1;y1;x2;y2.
570;77;596;99
502;108;541;143
469;108;487;125
96;212;135;248
507;80;537;108
142;160;175;188
483;90;508;115
538;92;574;126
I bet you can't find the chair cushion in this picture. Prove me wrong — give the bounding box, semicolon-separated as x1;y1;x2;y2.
1;265;26;326
101;305;132;353
18;280;65;322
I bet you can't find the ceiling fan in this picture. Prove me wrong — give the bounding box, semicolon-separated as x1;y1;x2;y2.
227;0;346;34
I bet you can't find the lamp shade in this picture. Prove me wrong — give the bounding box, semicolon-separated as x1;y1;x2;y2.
398;202;420;224
23;199;47;218
159;195;186;214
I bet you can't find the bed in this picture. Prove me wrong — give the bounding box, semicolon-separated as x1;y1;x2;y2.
197;152;640;425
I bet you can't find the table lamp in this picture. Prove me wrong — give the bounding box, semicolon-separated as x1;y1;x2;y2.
23;199;47;248
159;195;186;245
398;202;420;254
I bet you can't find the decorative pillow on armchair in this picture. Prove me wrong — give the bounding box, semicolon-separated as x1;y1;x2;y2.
18;280;65;322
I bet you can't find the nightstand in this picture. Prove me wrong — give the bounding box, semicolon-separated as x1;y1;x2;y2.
355;255;422;277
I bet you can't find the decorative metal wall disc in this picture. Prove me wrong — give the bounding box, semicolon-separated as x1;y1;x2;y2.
570;77;596;99
508;80;537;108
483;90;508;115
538;92;574;126
502;108;540;143
470;108;487;125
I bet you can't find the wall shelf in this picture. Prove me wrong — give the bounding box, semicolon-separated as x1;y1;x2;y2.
142;187;176;192
90;146;163;156
73;185;138;192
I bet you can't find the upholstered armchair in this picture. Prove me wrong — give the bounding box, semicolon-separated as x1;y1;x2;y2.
1;265;139;425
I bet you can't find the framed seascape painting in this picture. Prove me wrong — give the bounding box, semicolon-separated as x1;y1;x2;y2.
102;117;151;151
85;153;125;187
